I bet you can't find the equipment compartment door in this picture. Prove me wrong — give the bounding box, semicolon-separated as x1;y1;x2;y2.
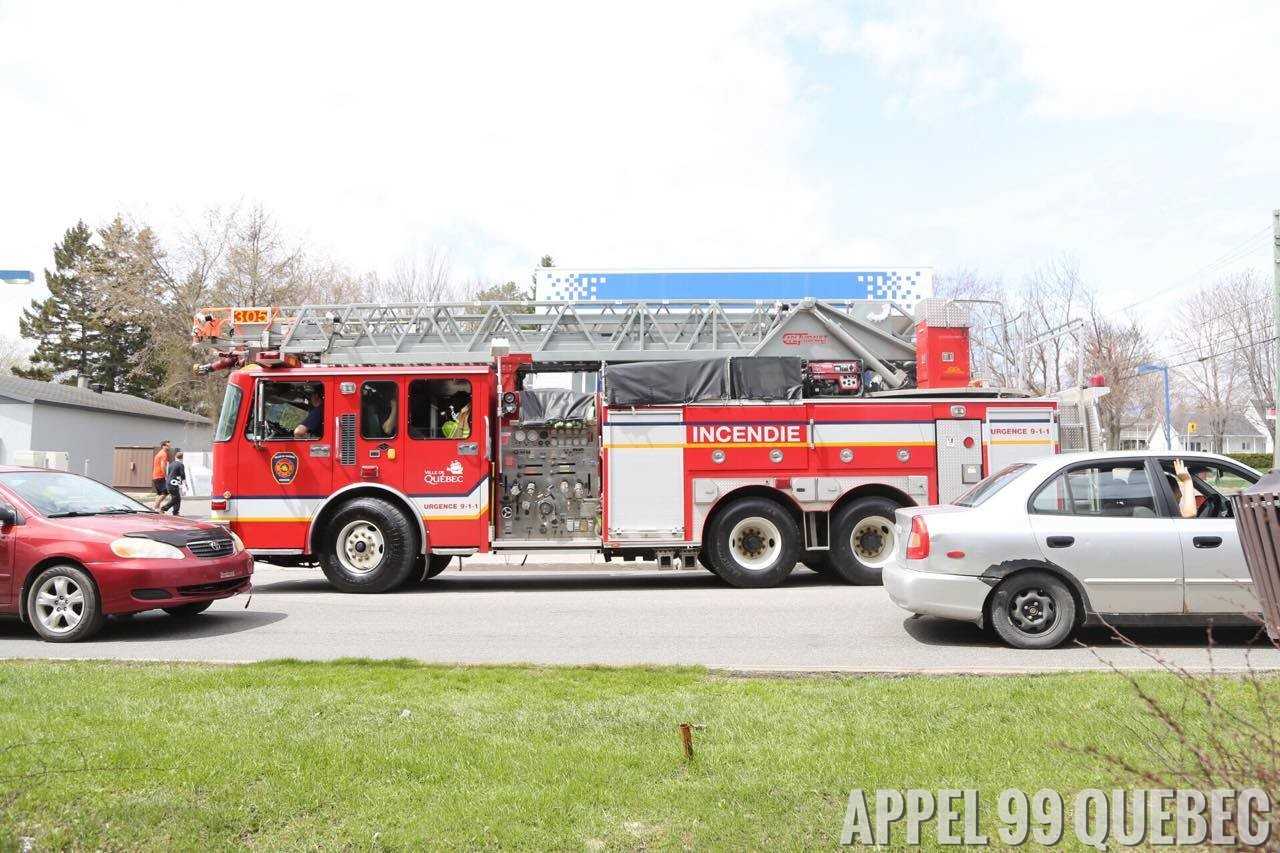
934;419;983;503
604;408;685;542
402;374;490;548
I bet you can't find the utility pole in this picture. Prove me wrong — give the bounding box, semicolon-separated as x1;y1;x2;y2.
1274;209;1280;469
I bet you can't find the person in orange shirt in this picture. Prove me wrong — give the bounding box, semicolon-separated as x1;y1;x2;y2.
150;440;172;510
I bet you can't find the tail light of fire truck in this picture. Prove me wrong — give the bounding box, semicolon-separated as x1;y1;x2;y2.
905;516;930;560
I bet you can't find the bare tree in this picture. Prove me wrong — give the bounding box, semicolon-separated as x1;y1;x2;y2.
365;245;454;304
1218;269;1274;412
216;204;308;306
100;205;364;415
937;257;1090;395
1080;293;1160;448
1172;286;1243;452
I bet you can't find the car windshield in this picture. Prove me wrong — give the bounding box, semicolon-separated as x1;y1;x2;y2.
0;471;152;518
953;463;1033;507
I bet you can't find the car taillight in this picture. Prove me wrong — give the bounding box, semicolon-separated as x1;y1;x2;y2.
906;516;930;560
210;498;228;512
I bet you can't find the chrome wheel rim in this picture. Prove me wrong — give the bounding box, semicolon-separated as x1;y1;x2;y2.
1009;588;1056;634
337;520;386;575
34;575;86;635
850;515;895;569
728;517;782;571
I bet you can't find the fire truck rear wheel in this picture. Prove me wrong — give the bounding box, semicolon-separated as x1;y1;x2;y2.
828;497;901;585
706;498;799;589
320;497;420;593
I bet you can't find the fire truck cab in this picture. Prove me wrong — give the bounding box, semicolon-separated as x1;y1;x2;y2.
199;297;1098;592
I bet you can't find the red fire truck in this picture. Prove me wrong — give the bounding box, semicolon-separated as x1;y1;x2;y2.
193;298;1094;592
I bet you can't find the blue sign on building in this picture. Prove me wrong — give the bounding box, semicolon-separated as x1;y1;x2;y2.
0;270;35;285
533;268;932;308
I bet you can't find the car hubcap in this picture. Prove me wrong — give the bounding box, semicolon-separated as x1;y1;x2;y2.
850;515;896;569
728;517;782;571
34;576;85;635
337;520;386;575
1009;588;1056;634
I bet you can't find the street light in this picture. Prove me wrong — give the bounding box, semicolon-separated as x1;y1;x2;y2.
1138;363;1172;450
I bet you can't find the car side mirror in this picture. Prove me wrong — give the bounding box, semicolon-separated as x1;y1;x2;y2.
0;504;19;527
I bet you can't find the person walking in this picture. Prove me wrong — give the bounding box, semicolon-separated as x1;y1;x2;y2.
160;448;187;516
150;440;172;510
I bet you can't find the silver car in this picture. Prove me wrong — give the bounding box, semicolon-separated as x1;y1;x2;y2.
883;450;1263;649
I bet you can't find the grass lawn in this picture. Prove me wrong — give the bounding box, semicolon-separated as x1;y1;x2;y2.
0;661;1259;850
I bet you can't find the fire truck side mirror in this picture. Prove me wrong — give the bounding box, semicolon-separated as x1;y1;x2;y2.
249;380;267;445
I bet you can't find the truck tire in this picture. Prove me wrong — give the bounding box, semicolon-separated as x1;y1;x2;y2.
828;497;901;585
319;497;419;593
705;498;799;588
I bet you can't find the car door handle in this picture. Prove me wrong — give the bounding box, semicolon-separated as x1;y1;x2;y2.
1193;536;1223;549
1045;536;1074;549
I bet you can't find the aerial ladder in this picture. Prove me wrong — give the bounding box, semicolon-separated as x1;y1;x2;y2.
193;297;926;392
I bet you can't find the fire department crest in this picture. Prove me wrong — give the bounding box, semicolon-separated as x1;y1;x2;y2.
270;451;299;484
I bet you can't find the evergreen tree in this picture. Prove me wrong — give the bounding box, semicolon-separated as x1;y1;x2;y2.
12;219;164;397
13;222;99;383
92;217;165;396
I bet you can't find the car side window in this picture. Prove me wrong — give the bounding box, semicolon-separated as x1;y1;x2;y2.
1158;459;1259;519
1030;462;1158;518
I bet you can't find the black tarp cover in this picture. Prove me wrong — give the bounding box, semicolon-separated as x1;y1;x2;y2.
603;359;727;406
519;388;596;424
729;357;804;401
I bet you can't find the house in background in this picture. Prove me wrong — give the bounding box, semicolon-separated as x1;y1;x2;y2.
1178;406;1271;454
1116;401;1273;455
0;374;211;484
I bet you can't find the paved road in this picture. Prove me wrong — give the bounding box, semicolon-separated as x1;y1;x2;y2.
3;562;1278;672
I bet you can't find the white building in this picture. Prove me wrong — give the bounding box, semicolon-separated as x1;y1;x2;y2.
0;374;211;483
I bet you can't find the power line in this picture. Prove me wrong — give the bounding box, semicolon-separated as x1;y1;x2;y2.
1115;334;1279;386
1116;226;1272;316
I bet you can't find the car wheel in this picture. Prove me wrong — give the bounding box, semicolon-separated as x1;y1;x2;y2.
988;570;1077;649
163;601;214;618
319;497;419;593
26;564;105;643
706;498;798;588
698;547;719;575
827;498;901;585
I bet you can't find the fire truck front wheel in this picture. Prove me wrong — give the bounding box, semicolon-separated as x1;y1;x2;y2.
828;497;901;585
706;498;799;589
319;498;420;593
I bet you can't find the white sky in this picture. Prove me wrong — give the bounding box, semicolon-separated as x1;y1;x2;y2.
2;0;1278;342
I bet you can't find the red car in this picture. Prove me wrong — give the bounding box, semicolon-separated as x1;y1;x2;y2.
0;465;253;642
